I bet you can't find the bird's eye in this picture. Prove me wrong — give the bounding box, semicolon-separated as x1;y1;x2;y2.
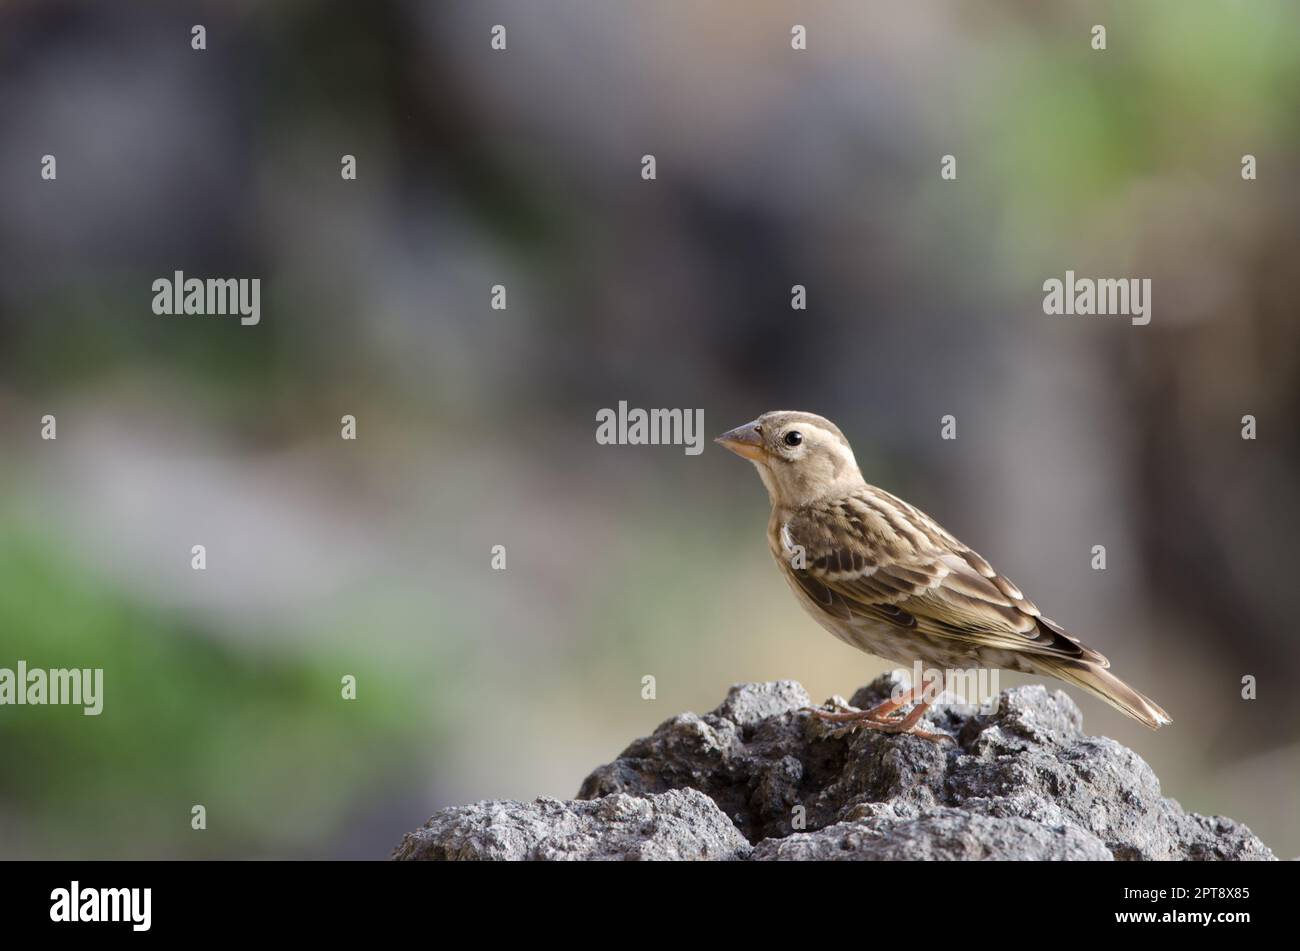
784;431;803;447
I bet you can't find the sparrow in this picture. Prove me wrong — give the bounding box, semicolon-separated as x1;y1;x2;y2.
716;410;1171;742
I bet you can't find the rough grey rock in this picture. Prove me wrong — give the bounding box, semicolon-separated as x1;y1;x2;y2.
391;788;748;861
751;809;1115;861
394;675;1276;861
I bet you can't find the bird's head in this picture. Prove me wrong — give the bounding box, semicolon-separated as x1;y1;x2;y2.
715;410;863;507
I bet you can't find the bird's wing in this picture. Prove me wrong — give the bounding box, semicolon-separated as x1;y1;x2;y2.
781;493;1102;664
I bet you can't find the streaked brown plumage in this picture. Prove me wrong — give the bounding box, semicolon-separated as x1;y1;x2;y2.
716;410;1171;741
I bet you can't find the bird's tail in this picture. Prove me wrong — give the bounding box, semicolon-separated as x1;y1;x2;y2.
1033;659;1172;730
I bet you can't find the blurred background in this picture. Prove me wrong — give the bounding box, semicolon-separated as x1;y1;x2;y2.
1;0;1297;858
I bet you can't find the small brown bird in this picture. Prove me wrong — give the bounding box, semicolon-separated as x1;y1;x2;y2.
716;410;1171;741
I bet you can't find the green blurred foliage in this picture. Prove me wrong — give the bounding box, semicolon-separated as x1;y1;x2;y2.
0;518;428;858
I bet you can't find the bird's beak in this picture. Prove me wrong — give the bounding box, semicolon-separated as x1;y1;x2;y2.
714;420;766;462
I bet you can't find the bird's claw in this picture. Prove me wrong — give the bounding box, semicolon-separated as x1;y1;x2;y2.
801;704;955;744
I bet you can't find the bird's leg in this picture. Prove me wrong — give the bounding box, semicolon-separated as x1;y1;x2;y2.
804;687;954;743
859;691;915;722
863;700;953;742
802;685;918;723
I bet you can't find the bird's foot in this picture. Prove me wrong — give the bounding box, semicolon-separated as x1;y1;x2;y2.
802;699;955;744
801;706;887;723
801;690;908;724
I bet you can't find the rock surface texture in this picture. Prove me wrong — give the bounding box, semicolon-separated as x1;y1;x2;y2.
392;675;1275;861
